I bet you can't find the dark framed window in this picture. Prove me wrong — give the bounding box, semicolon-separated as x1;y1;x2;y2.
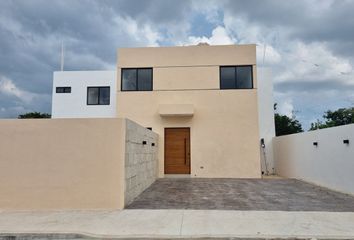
56;87;71;93
220;66;253;89
87;87;110;105
121;68;153;91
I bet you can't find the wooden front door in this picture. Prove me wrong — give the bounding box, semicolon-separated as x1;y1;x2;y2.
164;128;191;174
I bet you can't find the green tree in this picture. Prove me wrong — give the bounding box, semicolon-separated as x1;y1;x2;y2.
274;103;303;136
309;107;354;130
18;112;51;119
309;119;326;131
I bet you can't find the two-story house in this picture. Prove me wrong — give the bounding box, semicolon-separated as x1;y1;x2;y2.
52;44;275;178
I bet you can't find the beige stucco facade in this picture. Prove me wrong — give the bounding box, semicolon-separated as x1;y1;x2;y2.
0;118;126;210
0;118;158;210
117;44;261;178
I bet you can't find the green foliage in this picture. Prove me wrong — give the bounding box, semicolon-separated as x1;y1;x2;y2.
309;107;354;130
274;103;303;136
18;112;51;119
274;113;303;136
309;120;326;130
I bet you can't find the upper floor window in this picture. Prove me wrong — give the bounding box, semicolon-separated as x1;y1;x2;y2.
56;87;71;93
220;66;253;89
87;87;110;105
121;68;152;91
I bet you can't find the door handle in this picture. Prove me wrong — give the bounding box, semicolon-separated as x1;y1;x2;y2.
184;138;187;165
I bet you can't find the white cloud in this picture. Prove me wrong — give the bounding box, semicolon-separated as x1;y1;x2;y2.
223;15;282;65
0;75;52;117
191;0;223;24
0;75;37;102
257;44;282;65
65;51;115;70
221;9;354;89
274;42;353;86
186;26;236;45
114;15;163;47
277;99;294;118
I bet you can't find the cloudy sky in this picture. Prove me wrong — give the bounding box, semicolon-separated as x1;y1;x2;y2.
0;0;353;129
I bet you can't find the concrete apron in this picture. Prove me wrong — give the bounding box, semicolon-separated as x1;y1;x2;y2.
0;210;354;239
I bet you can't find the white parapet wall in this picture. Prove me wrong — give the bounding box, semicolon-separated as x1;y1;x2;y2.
274;124;354;195
52;71;117;118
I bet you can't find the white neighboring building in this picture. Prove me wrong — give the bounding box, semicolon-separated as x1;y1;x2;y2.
51;70;117;118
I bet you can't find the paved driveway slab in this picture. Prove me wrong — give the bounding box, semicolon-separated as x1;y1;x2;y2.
126;178;354;211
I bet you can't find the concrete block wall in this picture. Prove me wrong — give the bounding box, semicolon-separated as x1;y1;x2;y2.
124;119;158;205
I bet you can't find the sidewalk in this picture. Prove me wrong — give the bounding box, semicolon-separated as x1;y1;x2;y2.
0;209;354;239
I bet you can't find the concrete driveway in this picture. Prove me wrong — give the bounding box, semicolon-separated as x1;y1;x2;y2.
127;178;354;211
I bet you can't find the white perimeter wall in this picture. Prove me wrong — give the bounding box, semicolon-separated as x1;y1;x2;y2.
274;124;354;195
257;67;275;174
52;71;117;118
